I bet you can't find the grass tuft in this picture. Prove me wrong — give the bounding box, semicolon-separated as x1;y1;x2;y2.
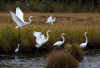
64;43;83;60
47;50;78;68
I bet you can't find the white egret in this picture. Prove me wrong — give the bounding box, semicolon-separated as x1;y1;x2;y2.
33;31;42;39
80;32;88;49
33;30;50;55
53;33;65;47
9;7;33;29
46;15;56;25
15;44;20;53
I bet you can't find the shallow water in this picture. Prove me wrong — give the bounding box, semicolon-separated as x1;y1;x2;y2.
79;50;100;68
0;51;100;68
0;54;47;68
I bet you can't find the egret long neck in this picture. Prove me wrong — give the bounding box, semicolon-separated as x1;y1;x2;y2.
18;45;19;48
45;31;49;41
85;33;88;44
27;17;32;24
62;35;65;43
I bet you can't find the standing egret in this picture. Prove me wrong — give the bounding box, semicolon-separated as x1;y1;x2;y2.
15;44;20;53
33;30;50;55
53;33;65;47
46;15;56;25
9;7;33;29
80;32;88;49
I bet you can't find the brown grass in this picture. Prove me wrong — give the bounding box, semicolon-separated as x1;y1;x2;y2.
47;50;78;68
64;43;83;61
0;13;100;52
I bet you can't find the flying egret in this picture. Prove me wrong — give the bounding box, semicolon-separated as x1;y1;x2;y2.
9;7;33;29
53;33;65;47
9;7;33;43
33;30;50;55
80;32;88;49
15;44;20;53
46;15;56;25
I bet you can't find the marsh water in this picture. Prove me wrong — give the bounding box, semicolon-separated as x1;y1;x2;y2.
0;54;47;68
0;50;100;68
79;50;100;68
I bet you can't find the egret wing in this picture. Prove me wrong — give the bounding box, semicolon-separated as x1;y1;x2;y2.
33;32;42;39
9;11;23;26
16;7;24;22
47;16;52;23
80;43;86;48
53;41;63;46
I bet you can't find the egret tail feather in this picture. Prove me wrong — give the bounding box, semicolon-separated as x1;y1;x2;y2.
15;26;19;29
36;44;40;48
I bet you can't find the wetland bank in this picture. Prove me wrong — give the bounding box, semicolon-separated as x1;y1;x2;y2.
0;13;100;68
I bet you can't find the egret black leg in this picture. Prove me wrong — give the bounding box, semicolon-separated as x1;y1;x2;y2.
19;28;21;43
36;47;39;56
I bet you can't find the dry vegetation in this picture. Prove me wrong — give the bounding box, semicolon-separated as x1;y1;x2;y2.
64;43;83;61
0;13;100;52
47;50;79;68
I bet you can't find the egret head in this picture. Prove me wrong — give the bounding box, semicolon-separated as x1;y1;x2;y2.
62;33;65;35
85;32;87;34
30;16;33;18
18;44;20;46
18;44;20;48
47;30;50;32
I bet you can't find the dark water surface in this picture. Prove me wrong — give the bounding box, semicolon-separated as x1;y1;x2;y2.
0;50;100;68
0;54;47;68
79;50;100;68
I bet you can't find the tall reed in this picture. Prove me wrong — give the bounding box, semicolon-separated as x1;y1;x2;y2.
0;13;100;52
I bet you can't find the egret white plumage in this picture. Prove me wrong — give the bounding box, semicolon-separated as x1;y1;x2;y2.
33;30;50;55
33;31;42;39
9;7;33;29
53;33;65;47
80;32;88;49
15;44;20;53
46;15;56;25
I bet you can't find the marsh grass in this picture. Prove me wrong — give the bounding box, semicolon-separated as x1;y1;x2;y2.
0;13;100;52
47;50;78;68
64;43;83;61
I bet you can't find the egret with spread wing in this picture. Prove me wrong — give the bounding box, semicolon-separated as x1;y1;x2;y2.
33;30;50;55
46;15;56;25
9;7;33;29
